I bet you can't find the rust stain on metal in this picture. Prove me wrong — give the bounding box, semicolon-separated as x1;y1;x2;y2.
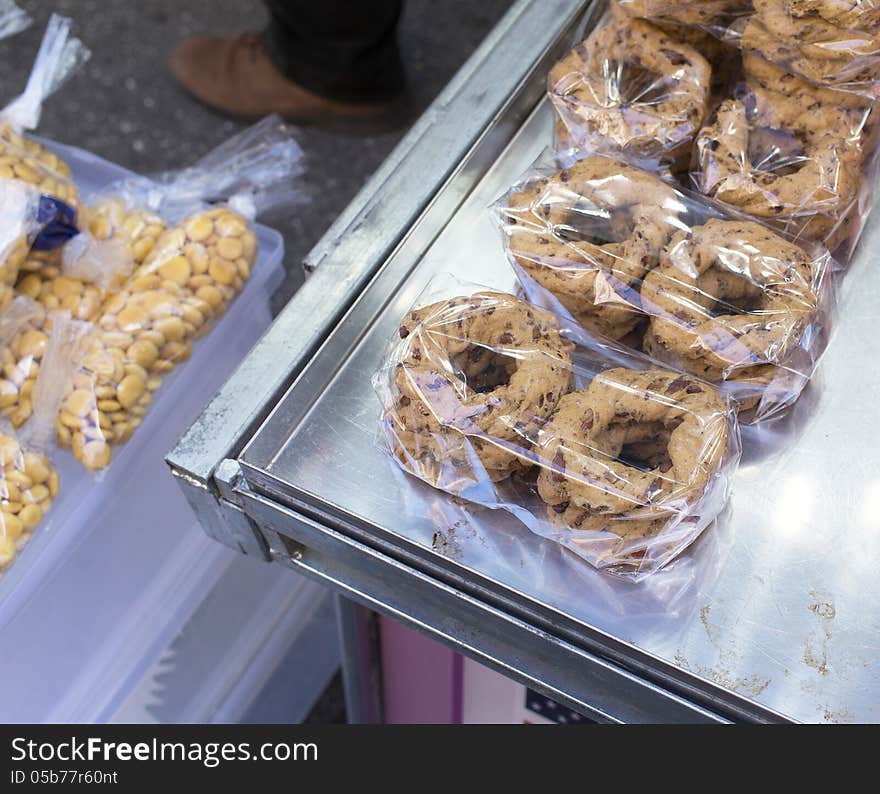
431;519;471;558
822;706;854;724
803;593;835;676
700;605;720;645
674;651;771;698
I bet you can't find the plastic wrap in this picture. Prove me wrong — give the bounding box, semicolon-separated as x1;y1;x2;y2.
0;179;79;310
548;15;713;170
63;114;302;294
52;118;304;472
0;425;58;576
0;1;31;40
0;296;48;428
618;0;880;97
375;285;741;580
0;14;89;209
692;54;878;258
0;311;85;575
493;152;832;423
615;0;752;29
17;253;116;322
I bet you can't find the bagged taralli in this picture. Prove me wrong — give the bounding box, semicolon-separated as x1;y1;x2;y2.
693;54;877;258
617;0;880;98
614;0;752;30
737;1;880;98
375;285;741;579
548;14;712;170
0;1;31;40
53;117;304;471
493;152;833;423
0;14;89;208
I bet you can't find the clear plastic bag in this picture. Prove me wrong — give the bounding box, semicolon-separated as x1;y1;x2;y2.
548;14;713;170
0;425;59;576
618;0;880;98
693;57;877;258
493;152;833;423
375;283;741;580
0;179;79;310
0;295;48;428
0;0;31;40
737;1;880;97
0;14;89;208
64;114;302;296
53;117;304;472
615;0;752;30
0;311;86;575
17;250;115;323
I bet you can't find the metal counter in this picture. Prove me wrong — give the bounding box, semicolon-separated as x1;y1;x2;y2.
168;0;880;723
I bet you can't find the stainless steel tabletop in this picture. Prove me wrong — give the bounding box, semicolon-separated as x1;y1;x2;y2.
239;81;880;723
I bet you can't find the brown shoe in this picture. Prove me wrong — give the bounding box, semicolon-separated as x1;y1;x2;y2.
170;33;407;131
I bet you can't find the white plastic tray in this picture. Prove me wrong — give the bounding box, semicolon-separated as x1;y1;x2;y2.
0;141;313;722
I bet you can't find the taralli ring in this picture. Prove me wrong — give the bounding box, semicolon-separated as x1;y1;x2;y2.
386;292;574;485
549;18;711;166
694;83;864;240
639;219;822;413
615;0;753;27
535;367;731;567
787;0;880;28
500;155;679;339
753;0;880;61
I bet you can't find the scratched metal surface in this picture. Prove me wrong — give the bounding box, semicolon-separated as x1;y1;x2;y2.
246;100;880;724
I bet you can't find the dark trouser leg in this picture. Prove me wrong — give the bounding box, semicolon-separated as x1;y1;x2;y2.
262;0;405;103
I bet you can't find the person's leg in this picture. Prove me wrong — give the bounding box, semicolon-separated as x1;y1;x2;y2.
169;0;408;127
262;0;405;103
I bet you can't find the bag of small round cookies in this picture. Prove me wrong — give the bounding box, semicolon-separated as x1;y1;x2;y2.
493;151;834;423
0;310;82;576
0;14;89;211
375;279;741;579
49;116;304;472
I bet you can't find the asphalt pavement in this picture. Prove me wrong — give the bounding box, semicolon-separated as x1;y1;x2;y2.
2;0;512;310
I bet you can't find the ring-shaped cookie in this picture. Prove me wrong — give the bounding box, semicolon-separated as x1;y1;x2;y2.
776;0;880;31
753;0;880;61
549;19;711;165
615;0;752;27
386;292;574;485
535;367;731;563
694;86;863;238
740;15;880;90
501;156;679;340
639;219;820;384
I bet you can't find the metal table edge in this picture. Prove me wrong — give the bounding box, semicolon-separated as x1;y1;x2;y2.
238;460;791;724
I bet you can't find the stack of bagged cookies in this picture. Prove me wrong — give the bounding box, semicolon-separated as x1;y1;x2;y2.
599;0;880;259
493;153;832;424
377;289;740;578
376;0;877;579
